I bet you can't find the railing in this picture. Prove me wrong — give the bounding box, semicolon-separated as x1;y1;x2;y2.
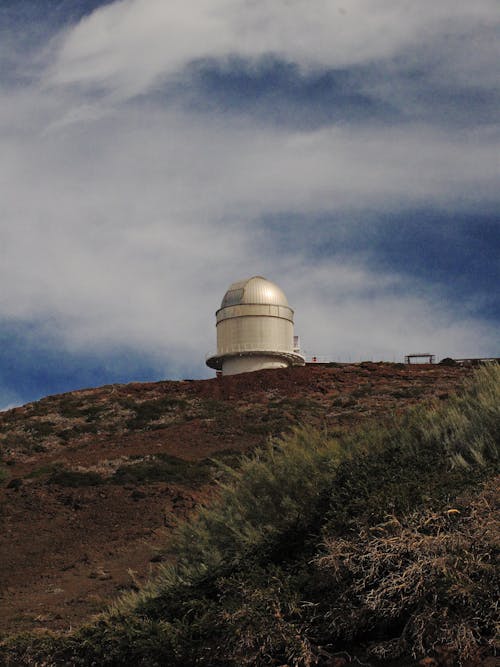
206;344;301;360
405;354;435;364
303;355;333;364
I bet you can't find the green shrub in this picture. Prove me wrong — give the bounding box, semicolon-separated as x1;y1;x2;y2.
390;386;424;398
351;383;372;397
125;397;187;430
48;468;104;487
80;406;105;422
0;433;28;450
112;454;210;486
439;356;457;366
57;397;85;418
27;463;63;479
207;449;242;469
331;395;356;408
56;423;99;440
26;421;56;437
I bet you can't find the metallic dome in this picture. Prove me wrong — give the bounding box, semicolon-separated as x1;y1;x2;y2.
220;276;289;309
207;275;304;376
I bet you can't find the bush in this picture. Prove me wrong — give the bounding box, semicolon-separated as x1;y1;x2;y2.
111;454;210;486
27;463;63;479
26;421;56;437
57;397;85;418
439;357;457;366
48;468;104;487
316;479;499;662
125;397;187;430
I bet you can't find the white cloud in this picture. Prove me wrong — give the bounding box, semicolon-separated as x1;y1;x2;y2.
46;0;499;101
1;90;498;366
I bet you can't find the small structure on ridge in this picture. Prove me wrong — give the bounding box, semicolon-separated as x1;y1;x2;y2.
206;276;305;376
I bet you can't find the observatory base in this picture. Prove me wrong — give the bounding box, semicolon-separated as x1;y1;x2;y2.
222;355;289;376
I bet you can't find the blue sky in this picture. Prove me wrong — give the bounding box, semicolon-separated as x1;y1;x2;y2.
0;0;498;408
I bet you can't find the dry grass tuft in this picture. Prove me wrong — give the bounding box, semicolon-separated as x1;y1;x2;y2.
316;477;499;662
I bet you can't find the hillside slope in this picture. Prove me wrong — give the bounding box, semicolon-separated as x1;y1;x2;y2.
1;363;498;667
0;363;470;635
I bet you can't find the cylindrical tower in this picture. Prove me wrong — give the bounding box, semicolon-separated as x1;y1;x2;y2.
206;276;305;376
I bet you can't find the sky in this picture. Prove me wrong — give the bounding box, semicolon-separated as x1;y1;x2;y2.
0;0;499;409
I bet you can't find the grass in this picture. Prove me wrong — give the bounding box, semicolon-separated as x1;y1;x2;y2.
1;365;499;666
316;479;499;662
79;405;105;422
26;455;216;488
23;450;242;489
390;386;424;399
57;397;86;419
25;421;56;437
56;424;99;441
125;397;188;430
0;432;40;455
111;454;211;486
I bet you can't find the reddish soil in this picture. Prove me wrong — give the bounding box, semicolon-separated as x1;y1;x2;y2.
0;363;470;636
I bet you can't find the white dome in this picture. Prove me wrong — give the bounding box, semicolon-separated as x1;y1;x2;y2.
220;276;289;309
207;275;304;375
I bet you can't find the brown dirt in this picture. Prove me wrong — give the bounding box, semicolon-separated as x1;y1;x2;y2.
0;363;471;636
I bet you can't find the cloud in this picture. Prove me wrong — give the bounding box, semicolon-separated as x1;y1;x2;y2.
288;262;498;363
46;0;498;101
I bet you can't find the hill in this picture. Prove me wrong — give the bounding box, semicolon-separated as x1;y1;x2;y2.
1;362;498;666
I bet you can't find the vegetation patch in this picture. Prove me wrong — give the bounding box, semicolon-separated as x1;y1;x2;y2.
125;397;188;430
331;395;357;408
390;386;425;399
56;423;99;441
0;433;28;449
79;406;105;422
351;383;372;397
25;421;56;438
27;453;225;488
27;463;64;479
207;448;242;470
47;467;104;487
316;480;499;663
57;398;85;419
111;454;210;486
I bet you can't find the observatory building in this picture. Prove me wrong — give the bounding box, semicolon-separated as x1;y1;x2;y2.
206;276;305;376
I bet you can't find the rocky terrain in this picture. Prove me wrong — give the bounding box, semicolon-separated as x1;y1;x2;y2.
0;362;471;636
